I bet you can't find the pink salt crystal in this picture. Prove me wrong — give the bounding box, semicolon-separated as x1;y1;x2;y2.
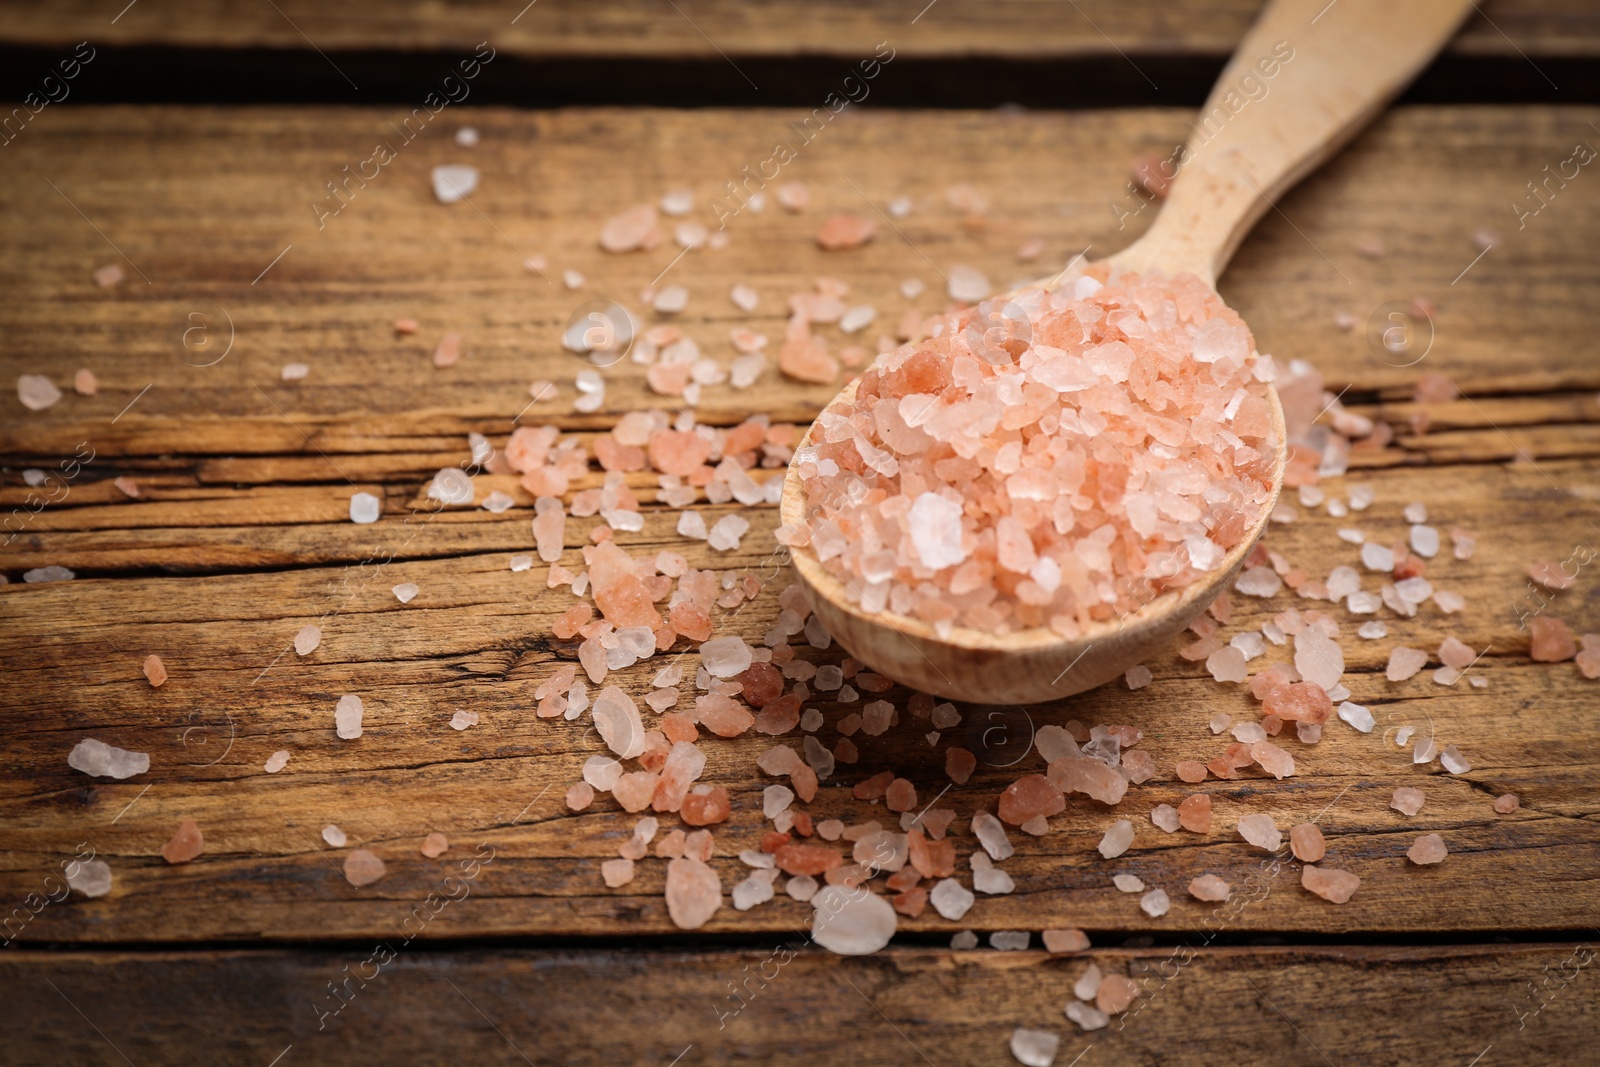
1121;750;1155;785
18;374;62;411
161;818;204;864
885;778;918;813
566;782;595;811
1139;888;1170;918
143;654;167;687
600;203;660;252
1528;616;1577;662
776;181;809;211
998;776;1065;826
1177;794;1212;833
946;747;977;785
93;263;124;288
1387;646;1429;681
1494;793;1519;814
343;849;386;887
816;214;876;251
1237;813;1281;851
1096;974;1138;1015
1438;636;1476;670
1188;874;1230;902
1391;787;1425;816
1097;819;1134;858
1048;758;1129;805
600;857;636;888
432;332;462;367
1527;561;1575;591
264;750;290;773
294;624;321;656
1042;928;1090;953
1151;805;1181;833
1293;628;1344;690
1289;823;1325;863
1407;834;1448;865
74;368;98;395
811;885;897;955
1206;646;1248;683
1262;682;1333;724
420;832;449;858
1250;741;1295;779
681;785;731;826
1175;761;1208;784
1301;865;1359;903
1125;665;1152;690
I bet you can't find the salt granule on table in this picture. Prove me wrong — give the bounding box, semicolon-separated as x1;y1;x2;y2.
1289;824;1326;863
264;750;290;773
1387;646;1428;681
1151;804;1181;833
1139;888;1170;917
294;624;321;655
68;739;149;780
1112;874;1145;893
18;374;62;411
1066;1000;1109;1031
143;654;168;687
344;849;386;887
161;819;205;864
1010;1028;1061;1067
449;709;478;730
1097;819;1134;858
67;859;113;898
930;878;975;920
1237;813;1282;851
430;164;478;203
1391;786;1425;816
335;694;364;739
349;492;381;524
1407;834;1448;865
322;824;347;847
991;930;1030;950
1301;865;1360;903
1073;962;1103;1001
1043;929;1090;953
421;832;449;858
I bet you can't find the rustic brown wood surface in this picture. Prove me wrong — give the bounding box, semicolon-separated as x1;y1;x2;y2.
4;0;1597;59
5;944;1597;1066
1;99;1598;1067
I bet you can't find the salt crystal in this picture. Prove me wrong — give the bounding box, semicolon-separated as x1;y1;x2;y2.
161;819;205;864
1386;647;1428;681
281;362;309;381
1010;1028;1060;1067
431;164;479;203
701;636;752;678
1391;787;1425;816
349;492;381;524
972;812;1015;861
1348;485;1374;510
17;374;62;411
991;930;1030;950
1410;525;1440;558
1139;888;1170;917
392;582;418;603
143;654;167;687
1360;543;1394;571
295;624;322;655
1358;621;1388;639
335;694;364;739
665;857;722;929
763;784;795;819
950;930;980;949
1234;567;1282;597
1097;819;1134;858
592;686;647;759
1150;805;1181;833
1237;813;1282;851
976;867;1016;894
1293;628;1344;690
929;878;975;920
1189;874;1230;902
1413;736;1438;764
449;709;478;731
1494;794;1519;814
811;885;896;953
322;824;347;847
908;493;966;570
1206;646;1248;683
509;554;533;572
66;859;112;898
677;510;708;540
1125;665;1152;690
1301;865;1359;903
264;750;290;773
67;739;149;780
707;514;749;551
947;264;990;303
1065;1000;1109;1031
1289;824;1326;863
1113;874;1145;893
1440;745;1471;774
1407;833;1447;865
1337;702;1374;733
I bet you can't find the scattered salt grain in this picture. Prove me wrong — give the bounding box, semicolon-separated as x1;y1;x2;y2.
1011;1028;1060;1067
1440;744;1471;774
344;849;386;887
1139;888;1170;917
811;884;896;953
295;624;321;655
322;824;347;847
1360;543;1394;571
930;878;975;920
1337;702;1374;733
143;654;167;687
1237;813;1281;851
431;164;479;203
349;492;381;524
67;859;112;898
1358;621;1388;640
68;739;149;780
1151;805;1181;833
1188;874;1230;902
335;694;364;739
1065;1000;1109;1031
264;750;290;773
1112;874;1145;893
1301;865;1359;903
1097;820;1134;859
1387;647;1428;681
991;930;1030;950
449;709;478;731
1407;834;1447;865
1125;665;1152;690
392;583;419;603
18;374;62;411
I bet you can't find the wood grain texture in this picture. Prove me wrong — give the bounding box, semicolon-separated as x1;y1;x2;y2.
1;105;1597;952
3;0;1596;59
4;945;1595;1066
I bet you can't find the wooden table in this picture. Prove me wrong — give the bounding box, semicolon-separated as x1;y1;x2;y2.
3;4;1598;1065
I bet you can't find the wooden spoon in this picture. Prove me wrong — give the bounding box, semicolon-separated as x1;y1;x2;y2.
780;0;1474;705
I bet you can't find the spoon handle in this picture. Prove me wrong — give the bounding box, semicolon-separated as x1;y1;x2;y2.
1108;0;1474;287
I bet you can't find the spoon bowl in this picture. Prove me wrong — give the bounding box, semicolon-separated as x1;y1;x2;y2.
780;373;1286;704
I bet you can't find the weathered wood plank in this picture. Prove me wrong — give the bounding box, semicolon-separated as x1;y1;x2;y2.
2;106;1598;462
2;455;1596;943
4;0;1596;59
2;945;1593;1066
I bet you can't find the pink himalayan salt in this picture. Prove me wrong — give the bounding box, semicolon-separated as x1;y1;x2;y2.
74;368;98;395
1188;874;1230;902
885;778;917;812
1177;794;1211;833
602;857;636;887
420;832;449;858
1237;813;1282;851
1407;833;1448;865
1494;793;1520;814
1529;616;1577;662
161;818;204;864
998;776;1064;826
817;214;877;251
681;785;731;826
1250;740;1295;779
1438;636;1476;670
1391;787;1425;817
1042;928;1091;953
664;857;721;928
433;332;461;368
1290;823;1325;862
1176;760;1207;784
1263;681;1332;724
1387;646;1428;681
1096;973;1139;1015
947;747;977;785
1527;560;1575;590
1047;757;1129;805
790;270;1276;636
600;204;660;252
1301;865;1360;903
566;782;595;811
143;654;168;687
343;849;386;887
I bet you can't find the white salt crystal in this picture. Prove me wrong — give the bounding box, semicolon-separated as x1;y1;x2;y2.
800;708;824;732
281;362;309;381
932;702;961;728
908;493;966;569
763;784;795;819
1010;1027;1060;1067
18;374;62;411
786;875;818;902
1296;721;1321;744
1410;524;1440;558
1395;726;1414;746
732;875;775;911
700;635;752;677
509;554;534;572
950;930;979;950
264;749;290;773
677;511;708;540
975;867;1016;894
482;490;514;514
930;878;975;920
1066;1000;1109;1031
1139;888;1170;917
1413;736;1438;764
730;283;759;311
1262;622;1287;645
1206;646;1248;683
335;694;364;739
1360;542;1395;571
349;492;381;524
1395;577;1433;604
1097;819;1134;859
1125;665;1152;689
583;755;622;791
1237;813;1281;851
1294;627;1344;690
973;811;1015;861
431;164;479;203
1434;590;1466;614
450;709;477;730
1113;874;1145;893
1231;722;1267;743
322;824;347;847
1073;962;1103;1001
707;514;749;551
1358;621;1388;639
1440;744;1471;774
811;886;897;954
947;264;990;303
839;305;876;334
1234;566;1282;597
1338;528;1366;544
66;859;112;898
592;686;647;759
1327;565;1361;600
1230;632;1265;661
391;582;419;604
900;277;925;299
1338;702;1374;733
1348;484;1374;510
428;467;473;504
1403;502;1428;524
294;624;321;655
1347;591;1382;614
455;126;479;147
653;286;689;313
67;739;149;780
1151;805;1181;833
